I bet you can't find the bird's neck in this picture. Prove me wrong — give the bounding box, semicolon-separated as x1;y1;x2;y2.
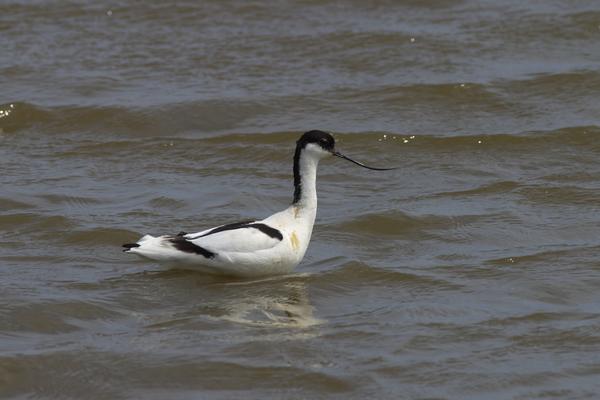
292;148;319;210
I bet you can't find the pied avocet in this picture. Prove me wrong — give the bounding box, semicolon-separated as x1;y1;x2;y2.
123;130;394;277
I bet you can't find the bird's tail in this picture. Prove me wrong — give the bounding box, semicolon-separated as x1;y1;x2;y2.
122;242;140;251
122;234;155;253
122;234;188;262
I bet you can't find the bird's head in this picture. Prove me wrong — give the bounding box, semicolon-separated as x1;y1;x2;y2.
297;130;397;170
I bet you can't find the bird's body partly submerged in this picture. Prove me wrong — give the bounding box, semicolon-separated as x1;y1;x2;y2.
123;130;394;277
126;205;314;277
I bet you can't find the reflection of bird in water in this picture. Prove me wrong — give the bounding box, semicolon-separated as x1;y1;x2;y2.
217;275;322;329
123;270;322;331
123;130;395;277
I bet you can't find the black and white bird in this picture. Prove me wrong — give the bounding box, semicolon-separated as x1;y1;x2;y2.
123;130;394;277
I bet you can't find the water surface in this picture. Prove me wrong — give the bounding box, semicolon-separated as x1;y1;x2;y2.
2;1;600;399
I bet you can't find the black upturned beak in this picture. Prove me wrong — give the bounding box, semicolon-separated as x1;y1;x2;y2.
333;151;397;171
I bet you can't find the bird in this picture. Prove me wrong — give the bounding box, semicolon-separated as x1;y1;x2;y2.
123;130;395;277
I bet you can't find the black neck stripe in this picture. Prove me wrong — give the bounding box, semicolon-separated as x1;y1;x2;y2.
293;144;303;204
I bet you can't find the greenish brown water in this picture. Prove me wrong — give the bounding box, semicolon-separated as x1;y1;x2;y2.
2;1;600;399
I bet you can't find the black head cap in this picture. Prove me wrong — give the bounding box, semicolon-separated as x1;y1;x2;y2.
297;130;335;152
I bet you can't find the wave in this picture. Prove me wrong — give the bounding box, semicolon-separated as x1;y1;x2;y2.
330;210;454;239
0;197;35;211
2;99;597;144
312;260;457;290
0;213;73;233
2;68;599;140
485;244;600;266
0;100;269;137
1;300;121;334
62;228;140;247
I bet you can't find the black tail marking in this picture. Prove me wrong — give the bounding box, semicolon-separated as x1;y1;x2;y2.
169;236;216;259
122;243;140;252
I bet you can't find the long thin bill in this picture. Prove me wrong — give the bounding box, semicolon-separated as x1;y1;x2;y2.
333;151;397;171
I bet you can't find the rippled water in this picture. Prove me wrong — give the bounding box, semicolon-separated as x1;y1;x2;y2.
2;1;600;398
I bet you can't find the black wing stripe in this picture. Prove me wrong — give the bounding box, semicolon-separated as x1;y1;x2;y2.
169;236;216;258
249;223;283;240
186;220;283;241
187;220;255;240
